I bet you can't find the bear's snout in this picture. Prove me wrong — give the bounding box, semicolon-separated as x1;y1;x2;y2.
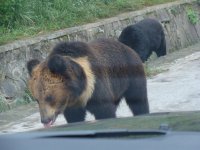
41;115;56;128
41;117;52;125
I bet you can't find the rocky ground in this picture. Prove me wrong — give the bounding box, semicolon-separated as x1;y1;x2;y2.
0;42;200;134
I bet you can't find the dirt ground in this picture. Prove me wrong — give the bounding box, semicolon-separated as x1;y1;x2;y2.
0;42;200;134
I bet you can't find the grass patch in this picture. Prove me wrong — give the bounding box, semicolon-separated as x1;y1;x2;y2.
144;63;168;77
14;88;34;106
144;53;168;77
0;0;175;45
186;7;199;25
0;88;34;112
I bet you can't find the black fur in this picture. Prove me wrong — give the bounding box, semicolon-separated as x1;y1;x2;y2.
66;60;86;96
48;55;67;75
64;107;86;123
119;18;166;62
50;41;90;58
27;59;40;76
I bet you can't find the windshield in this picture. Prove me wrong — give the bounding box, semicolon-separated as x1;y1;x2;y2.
0;0;200;135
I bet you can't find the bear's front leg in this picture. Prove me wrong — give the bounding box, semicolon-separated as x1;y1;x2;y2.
63;106;86;123
86;100;117;120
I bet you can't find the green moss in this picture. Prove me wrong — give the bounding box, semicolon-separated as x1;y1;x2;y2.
170;7;179;16
186;8;199;25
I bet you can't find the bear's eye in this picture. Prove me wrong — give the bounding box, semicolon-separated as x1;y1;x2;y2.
45;95;54;103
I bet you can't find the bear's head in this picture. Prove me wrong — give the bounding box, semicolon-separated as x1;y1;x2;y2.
27;55;86;127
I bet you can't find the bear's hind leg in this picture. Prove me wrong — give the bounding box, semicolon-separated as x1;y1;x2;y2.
125;78;149;116
156;32;166;57
63;107;86;123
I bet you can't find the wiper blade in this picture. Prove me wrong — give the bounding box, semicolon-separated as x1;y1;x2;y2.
40;129;167;138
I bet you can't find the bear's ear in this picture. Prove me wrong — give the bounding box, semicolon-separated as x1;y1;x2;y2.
48;55;85;96
47;55;67;75
27;59;40;76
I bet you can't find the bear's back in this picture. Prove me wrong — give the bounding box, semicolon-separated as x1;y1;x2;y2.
88;39;142;68
50;41;91;58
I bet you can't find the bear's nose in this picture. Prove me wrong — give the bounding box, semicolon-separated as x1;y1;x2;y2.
41;117;52;125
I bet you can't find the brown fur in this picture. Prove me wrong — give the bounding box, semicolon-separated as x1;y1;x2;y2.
27;38;149;125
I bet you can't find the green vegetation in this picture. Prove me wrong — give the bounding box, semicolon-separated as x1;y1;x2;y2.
186;8;199;25
170;7;179;16
0;0;174;45
0;88;34;112
15;88;34;106
144;64;168;77
144;53;168;77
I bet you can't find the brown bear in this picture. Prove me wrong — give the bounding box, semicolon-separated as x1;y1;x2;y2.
27;38;149;127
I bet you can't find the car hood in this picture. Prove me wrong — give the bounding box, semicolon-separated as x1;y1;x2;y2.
37;111;200;132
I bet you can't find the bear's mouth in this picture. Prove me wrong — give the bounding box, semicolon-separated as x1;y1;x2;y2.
43;120;54;128
43;114;57;128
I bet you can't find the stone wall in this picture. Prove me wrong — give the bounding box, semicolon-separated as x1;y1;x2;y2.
0;0;200;100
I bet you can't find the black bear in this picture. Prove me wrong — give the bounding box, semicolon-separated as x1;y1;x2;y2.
119;18;166;62
27;39;149;127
